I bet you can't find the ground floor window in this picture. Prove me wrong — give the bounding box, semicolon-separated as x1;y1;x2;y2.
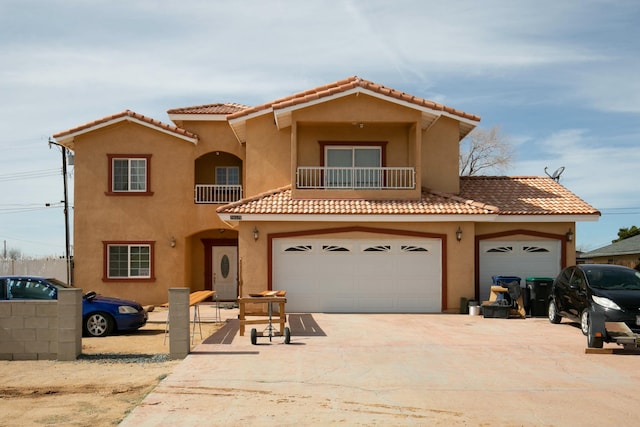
104;241;154;280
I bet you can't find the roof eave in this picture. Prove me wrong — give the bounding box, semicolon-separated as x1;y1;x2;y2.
53;115;198;149
217;213;499;222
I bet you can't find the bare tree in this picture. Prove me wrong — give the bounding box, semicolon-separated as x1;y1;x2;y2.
459;126;514;176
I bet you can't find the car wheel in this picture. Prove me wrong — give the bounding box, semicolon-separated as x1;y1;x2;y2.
580;310;589;336
284;327;291;344
548;299;562;324
587;315;603;349
250;328;257;345
84;312;113;337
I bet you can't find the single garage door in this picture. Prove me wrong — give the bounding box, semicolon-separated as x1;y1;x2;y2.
273;238;442;313
479;240;561;302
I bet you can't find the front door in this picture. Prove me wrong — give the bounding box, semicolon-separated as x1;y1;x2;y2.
212;246;238;301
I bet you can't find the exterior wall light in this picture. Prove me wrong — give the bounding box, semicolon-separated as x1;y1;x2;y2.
456;227;463;242
566;229;574;242
170;236;176;248
253;226;259;241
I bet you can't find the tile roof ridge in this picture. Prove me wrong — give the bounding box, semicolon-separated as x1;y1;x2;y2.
216;185;292;213
227;76;480;122
166;103;249;114
53;109;197;140
423;187;500;213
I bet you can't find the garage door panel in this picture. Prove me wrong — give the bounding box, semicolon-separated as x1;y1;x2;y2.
274;237;442;313
479;240;560;302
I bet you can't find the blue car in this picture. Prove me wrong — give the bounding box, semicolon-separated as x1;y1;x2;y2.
0;276;147;337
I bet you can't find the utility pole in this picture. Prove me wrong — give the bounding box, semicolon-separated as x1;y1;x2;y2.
48;138;72;285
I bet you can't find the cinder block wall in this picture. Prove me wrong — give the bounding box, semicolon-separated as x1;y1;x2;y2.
0;288;82;361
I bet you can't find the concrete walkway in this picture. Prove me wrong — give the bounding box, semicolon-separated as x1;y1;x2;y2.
121;312;640;426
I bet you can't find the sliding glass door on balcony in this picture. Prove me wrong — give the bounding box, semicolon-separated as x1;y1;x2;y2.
325;147;381;188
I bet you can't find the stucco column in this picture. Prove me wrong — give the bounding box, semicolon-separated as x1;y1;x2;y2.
168;288;190;359
57;288;82;361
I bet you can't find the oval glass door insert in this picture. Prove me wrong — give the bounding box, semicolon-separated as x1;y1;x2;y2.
220;254;230;279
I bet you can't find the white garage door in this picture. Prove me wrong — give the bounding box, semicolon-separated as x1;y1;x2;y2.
273;238;442;313
479;240;561;302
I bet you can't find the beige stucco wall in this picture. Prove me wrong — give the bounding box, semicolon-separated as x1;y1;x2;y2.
422;116;460;194
71;121;238;305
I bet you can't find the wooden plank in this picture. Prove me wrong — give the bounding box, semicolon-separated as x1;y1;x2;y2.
585;347;640;355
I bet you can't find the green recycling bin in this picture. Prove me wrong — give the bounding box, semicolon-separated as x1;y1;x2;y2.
525;277;554;317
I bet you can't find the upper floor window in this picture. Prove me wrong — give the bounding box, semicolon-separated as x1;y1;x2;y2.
216;166;240;185
107;154;152;195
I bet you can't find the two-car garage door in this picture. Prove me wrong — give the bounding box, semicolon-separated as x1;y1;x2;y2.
273;238;442;313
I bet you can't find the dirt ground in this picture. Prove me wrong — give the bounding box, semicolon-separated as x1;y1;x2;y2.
0;315;224;427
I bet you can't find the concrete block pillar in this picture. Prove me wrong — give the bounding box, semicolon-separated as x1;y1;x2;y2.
169;288;190;359
57;288;82;361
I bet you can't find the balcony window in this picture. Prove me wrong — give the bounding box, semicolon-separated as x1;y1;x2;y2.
216;166;240;186
325;146;381;188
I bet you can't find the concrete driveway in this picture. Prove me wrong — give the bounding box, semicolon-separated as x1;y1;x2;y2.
121;313;640;426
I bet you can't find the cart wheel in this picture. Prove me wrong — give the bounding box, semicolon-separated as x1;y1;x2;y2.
250;328;257;345
284;327;291;344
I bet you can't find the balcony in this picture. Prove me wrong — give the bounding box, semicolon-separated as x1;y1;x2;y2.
296;167;415;190
195;185;243;204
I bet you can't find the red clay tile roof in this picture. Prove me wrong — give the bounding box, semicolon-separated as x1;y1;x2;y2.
53;110;198;143
167;103;249;115
217;177;599;217
217;186;496;216
459;176;600;216
226;76;481;123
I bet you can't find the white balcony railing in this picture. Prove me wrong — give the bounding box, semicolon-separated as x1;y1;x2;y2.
195;185;243;204
296;167;415;190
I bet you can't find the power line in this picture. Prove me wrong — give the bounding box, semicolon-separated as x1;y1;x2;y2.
0;168;62;182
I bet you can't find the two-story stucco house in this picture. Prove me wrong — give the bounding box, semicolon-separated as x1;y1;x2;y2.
52;76;600;312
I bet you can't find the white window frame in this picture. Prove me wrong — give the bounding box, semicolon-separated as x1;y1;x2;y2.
112;157;148;192
107;244;152;279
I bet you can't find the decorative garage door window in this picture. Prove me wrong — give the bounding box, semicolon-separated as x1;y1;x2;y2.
284;245;313;252
523;246;550;253
487;246;513;253
363;245;391;252
401;245;429;252
322;245;350;252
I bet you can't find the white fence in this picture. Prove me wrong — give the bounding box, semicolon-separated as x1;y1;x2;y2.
0;258;70;284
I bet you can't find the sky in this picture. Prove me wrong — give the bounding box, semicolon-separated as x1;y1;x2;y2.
1;0;639;257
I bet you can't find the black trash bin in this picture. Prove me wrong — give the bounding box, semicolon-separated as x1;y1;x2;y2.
526;277;554;317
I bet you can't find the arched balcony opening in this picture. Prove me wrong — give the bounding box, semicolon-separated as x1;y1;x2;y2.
194;151;243;204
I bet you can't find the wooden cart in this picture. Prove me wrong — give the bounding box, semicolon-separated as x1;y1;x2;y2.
238;291;290;344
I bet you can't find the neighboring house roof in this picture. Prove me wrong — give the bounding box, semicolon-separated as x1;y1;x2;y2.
226;76;481;144
217;177;600;222
167;103;249;122
579;234;640;258
53;110;199;148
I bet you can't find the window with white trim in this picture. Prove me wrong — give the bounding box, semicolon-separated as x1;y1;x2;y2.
110;156;149;193
107;244;151;278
